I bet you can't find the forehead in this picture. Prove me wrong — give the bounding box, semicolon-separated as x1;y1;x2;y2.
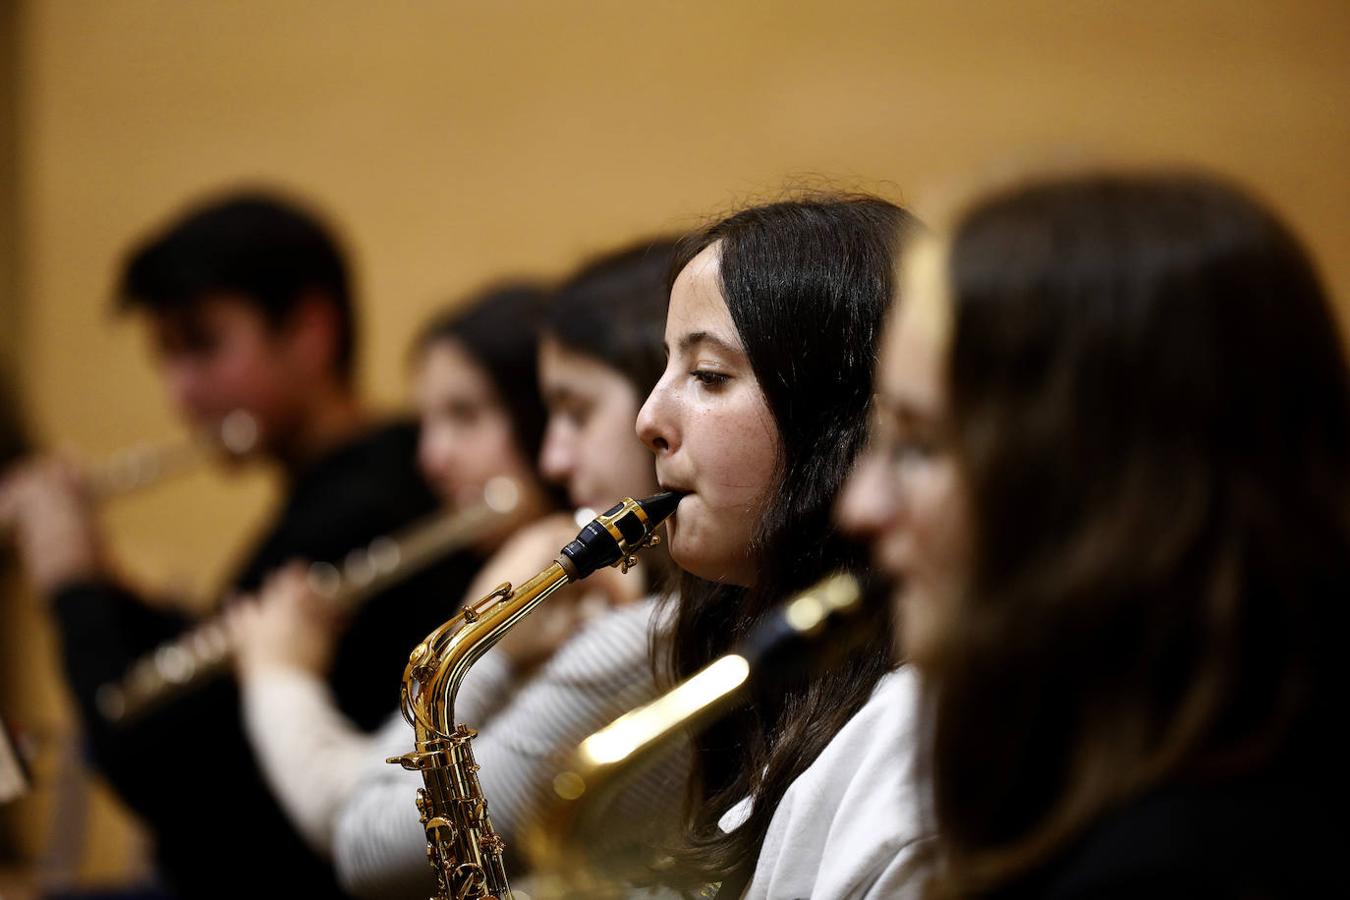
539;336;628;391
416;339;494;402
147;293;270;341
667;243;740;346
880;235;952;409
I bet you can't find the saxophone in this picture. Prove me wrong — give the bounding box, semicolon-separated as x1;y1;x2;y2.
523;572;865;897
387;491;682;900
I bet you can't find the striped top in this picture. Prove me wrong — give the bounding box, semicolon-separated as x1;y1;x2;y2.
239;596;686;899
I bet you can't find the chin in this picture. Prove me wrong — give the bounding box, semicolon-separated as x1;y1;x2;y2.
667;534;713;582
672;548;751;586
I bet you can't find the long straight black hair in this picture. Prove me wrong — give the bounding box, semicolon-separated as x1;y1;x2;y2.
659;195;922;887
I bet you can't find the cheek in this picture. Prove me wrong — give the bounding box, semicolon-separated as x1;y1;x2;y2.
417;422;454;475
480;420;540;492
581;407;655;502
617;436;658;499
915;467;967;574
666;400;778;584
899;468;969;664
215;344;283;407
690;404;779;512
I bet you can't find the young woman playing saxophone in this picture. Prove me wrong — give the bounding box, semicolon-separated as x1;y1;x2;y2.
635;195;925;898
839;171;1350;896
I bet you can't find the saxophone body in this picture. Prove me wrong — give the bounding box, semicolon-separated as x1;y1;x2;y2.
523;572;865;897
387;492;681;900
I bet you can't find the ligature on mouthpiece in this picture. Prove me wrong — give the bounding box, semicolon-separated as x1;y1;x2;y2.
558;490;682;579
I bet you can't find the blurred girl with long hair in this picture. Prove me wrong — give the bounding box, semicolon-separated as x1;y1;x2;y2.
840;171;1350;897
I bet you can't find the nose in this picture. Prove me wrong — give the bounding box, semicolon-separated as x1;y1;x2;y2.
835;451;901;541
162;360;205;417
538;419;574;486
417;423;454;489
635;378;674;455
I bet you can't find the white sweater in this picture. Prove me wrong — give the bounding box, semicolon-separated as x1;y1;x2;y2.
326;598;684;898
238;635;527;857
719;667;929;899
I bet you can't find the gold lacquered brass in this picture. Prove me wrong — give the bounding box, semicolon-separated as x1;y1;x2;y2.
387;495;674;900
524;573;862;897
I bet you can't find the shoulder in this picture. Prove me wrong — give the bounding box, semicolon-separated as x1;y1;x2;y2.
782;666;922;814
742;667;929;899
302;419;429;504
542;597;661;686
1023;770;1350;899
243;420;437;579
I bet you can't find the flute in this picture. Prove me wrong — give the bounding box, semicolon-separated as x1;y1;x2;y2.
94;476;521;724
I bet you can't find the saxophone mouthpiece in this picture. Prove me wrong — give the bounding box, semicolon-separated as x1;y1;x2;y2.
559;491;683;580
637;489;683;524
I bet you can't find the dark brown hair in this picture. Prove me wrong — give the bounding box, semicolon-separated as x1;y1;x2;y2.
546;237;681;595
546;237;678;400
119;191;358;383
659;195;921;888
925;172;1350;893
416;283;552;468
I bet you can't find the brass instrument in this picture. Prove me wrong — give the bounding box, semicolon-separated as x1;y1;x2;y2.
387;491;681;900
94;476;523;724
524;572;864;897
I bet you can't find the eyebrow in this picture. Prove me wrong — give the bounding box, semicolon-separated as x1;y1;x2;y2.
674;330;741;356
874;391;937;429
543;385;574;404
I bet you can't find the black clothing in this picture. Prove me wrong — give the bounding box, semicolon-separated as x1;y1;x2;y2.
996;762;1348;899
51;421;480;899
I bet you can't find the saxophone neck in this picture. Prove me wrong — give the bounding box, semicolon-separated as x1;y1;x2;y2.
386;493;682;899
401;560;573;737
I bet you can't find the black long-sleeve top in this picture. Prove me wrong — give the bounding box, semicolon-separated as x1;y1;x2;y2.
50;421;481;899
995;739;1349;899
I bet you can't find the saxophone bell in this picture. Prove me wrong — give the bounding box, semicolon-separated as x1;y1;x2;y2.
524;572;868;896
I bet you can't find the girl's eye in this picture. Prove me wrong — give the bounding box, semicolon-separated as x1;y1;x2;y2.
445;400;483;425
870;420;939;469
565;404;593;428
691;369;730;388
891;438;936;465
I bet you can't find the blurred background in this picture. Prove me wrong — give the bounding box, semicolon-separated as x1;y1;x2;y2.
1;0;1347;891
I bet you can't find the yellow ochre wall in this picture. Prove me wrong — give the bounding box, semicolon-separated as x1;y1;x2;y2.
4;0;1349;886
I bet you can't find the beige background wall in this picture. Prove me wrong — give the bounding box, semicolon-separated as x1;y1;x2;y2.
5;0;1349;885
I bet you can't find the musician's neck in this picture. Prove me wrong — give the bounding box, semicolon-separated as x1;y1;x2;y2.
276;384;369;476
